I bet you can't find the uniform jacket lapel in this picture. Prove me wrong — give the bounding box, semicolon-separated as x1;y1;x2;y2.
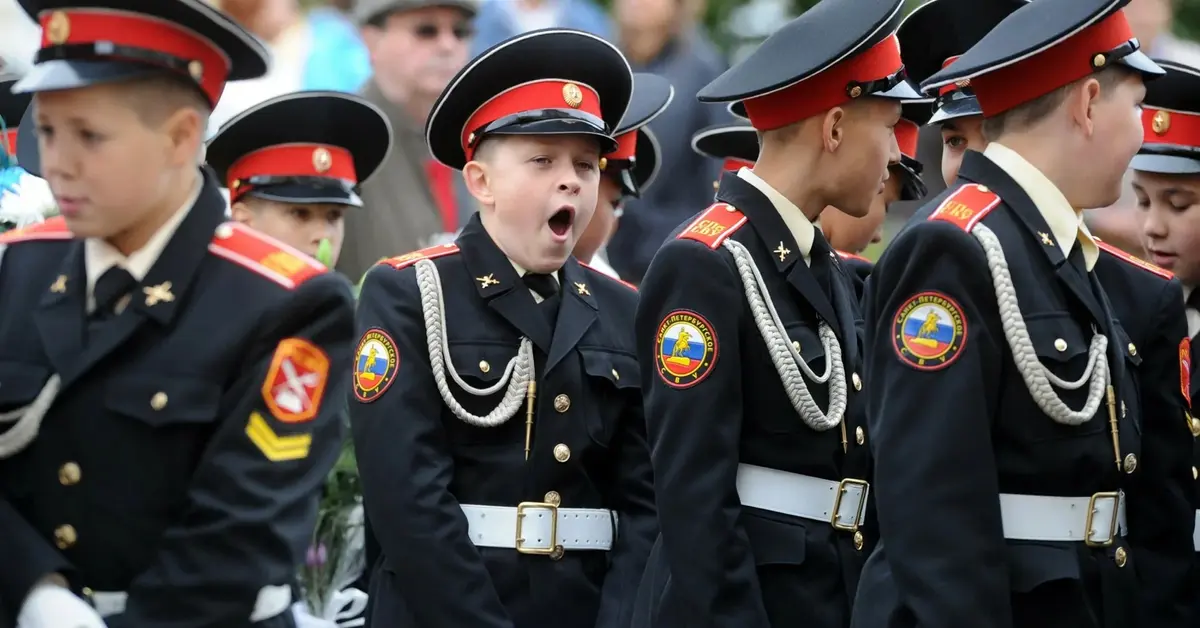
456;215;553;353
957;154;1110;334
34;241;86;379
715;175;842;340
545;258;598;373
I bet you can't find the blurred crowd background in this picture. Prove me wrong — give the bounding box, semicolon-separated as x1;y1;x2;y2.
2;0;1199;282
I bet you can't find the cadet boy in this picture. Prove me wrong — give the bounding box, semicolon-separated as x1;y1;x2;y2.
0;1;356;627
633;0;920;625
205;90;392;268
859;1;1193;626
574;72;673;279
897;4;1195;623
1130;58;1200;622
350;29;656;628
719;101;929;299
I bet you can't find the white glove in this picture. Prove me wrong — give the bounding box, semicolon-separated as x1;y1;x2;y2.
291;602;337;628
17;583;107;628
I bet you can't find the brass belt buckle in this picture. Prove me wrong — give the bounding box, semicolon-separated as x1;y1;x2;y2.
831;478;869;531
515;501;559;555
1084;491;1121;547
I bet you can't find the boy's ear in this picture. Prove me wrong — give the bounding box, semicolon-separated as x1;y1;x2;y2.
161;106;206;167
462;160;496;207
229;200;255;225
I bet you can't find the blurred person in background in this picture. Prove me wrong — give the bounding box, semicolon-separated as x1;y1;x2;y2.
208;0;372;130
574;73;673;280
1086;0;1200;256
336;0;476;282
605;0;728;284
470;0;611;57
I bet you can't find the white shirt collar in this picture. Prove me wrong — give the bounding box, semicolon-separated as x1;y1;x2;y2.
85;178;202;312
736;167;815;266
983;142;1099;271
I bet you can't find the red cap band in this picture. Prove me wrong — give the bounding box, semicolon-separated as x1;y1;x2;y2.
227;143;357;201
743;34;904;131
38;9;230;106
610;130;637;161
936;56;967;96
896;118;919;159
462;79;602;160
2;129;16;155
970;10;1135;116
1142;107;1200;148
722;157;755;171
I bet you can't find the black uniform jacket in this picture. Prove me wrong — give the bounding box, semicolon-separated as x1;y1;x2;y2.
0;170;354;628
632;173;871;628
854;151;1184;628
350;214;656;628
836;250;873;304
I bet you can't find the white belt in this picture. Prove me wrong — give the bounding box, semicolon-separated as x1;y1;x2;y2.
460;503;616;554
735;463;869;530
999;491;1126;545
1193;511;1200;551
90;584;292;621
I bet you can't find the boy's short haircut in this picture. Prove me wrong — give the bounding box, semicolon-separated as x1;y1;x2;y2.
122;74;212;129
982;65;1132;140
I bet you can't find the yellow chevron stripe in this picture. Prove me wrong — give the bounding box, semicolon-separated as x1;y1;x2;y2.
246;411;312;462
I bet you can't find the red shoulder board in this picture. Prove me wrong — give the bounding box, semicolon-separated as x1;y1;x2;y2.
208;222;327;290
928;184;1002;232
836;250;870;263
0;216;73;245
379;243;461;271
677;203;747;249
577;261;638;292
1095;240;1173;280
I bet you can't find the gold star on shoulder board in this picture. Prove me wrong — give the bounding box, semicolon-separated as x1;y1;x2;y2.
574;282;589;296
1039;232;1054;246
773;242;791;262
143;282;174;306
477;274;500;289
50;275;68;293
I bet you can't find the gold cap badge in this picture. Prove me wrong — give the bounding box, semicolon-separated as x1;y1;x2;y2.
1152;110;1171;135
312;147;333;173
562;83;584;108
188;60;204;82
46;11;70;45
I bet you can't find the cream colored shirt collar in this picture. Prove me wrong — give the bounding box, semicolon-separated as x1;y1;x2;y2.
983;142;1099;271
85;178;202;312
737;167;815;266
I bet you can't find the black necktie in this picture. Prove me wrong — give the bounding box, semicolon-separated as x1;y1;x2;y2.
523;272;560;325
92;266;137;320
1187;287;1200;316
809;236;836;297
1067;242;1089;277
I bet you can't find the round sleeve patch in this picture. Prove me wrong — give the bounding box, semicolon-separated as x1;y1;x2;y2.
892;291;968;371
354;328;399;403
656;310;719;389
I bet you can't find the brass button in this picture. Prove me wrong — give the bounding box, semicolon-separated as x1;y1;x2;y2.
1114;546;1127;567
1122;453;1137;474
852;372;862;391
553;444;571;463
479;360;491;374
1189;413;1200;436
611;368;619;380
544;491;561;506
853;530;864;551
1127;342;1137;356
54;524;77;549
554;394;571;413
791;340;801;353
855;426;865;445
81;587;93;597
1121;401;1126;418
549;545;565;560
150;392;168;411
215;224;234;239
1193;466;1197;480
1054;338;1067;352
977;185;989;193
58;462;81;486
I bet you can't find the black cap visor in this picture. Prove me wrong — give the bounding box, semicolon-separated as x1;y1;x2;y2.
240;177;363;207
469;108;617;155
1131;146;1200;175
894;157;927;201
930;90;983;125
11;58;166;97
